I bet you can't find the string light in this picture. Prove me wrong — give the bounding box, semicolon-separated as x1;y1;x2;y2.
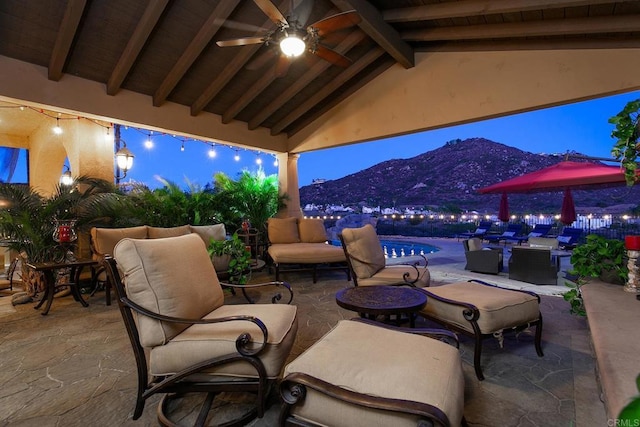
256;153;262;165
104;126;114;143
208;145;217;158
273;155;278;167
53;118;62;135
180;142;185;152
144;135;153;149
234;150;240;161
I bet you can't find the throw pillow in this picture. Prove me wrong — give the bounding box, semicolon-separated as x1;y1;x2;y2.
298;218;328;243
557;236;572;243
267;217;300;244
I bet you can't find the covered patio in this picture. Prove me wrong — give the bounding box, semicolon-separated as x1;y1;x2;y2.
0;238;605;426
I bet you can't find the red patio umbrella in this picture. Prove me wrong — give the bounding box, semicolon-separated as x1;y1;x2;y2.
478;161;637;217
560;188;577;225
498;192;510;222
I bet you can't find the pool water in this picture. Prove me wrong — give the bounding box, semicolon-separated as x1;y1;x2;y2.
330;239;439;258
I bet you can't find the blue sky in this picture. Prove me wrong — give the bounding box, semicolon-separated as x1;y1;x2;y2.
118;90;640;189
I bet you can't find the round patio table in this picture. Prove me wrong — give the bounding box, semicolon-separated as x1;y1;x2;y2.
335;285;427;327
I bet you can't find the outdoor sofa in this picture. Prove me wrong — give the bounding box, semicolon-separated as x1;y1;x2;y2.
266;217;349;283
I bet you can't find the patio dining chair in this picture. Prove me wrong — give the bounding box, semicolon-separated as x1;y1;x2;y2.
101;233;298;426
339;224;430;287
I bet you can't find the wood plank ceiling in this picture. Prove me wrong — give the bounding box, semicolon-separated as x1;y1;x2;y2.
0;0;638;138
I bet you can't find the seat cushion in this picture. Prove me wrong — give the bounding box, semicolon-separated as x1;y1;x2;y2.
147;225;192;239
268;218;300;244
114;234;225;347
340;225;385;279
467;238;483;251
189;224;226;246
357;265;430;287
150;304;298;379
268;243;346;264
283;320;464;427
298;218;328;243
422;282;540;334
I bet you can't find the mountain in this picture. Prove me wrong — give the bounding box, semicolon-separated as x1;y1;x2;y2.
299;138;640;213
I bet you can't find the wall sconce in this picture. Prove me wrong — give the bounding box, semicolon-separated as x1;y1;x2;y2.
59;165;73;186
115;140;134;181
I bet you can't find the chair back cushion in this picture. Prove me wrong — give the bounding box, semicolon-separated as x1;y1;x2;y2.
340;224;385;279
114;233;225;348
298;218;328;243
268;217;300;244
90;226;148;257
466;238;483;251
147;225;192;239
189;224;226;246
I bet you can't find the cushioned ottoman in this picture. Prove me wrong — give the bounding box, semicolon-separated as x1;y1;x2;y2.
420;279;543;381
280;319;465;427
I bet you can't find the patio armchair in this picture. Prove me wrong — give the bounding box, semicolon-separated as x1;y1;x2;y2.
508;246;558;285
280;318;466;426
463;238;503;274
101;233;298;426
339;224;430;287
0;257;19;291
457;220;493;240
484;223;524;245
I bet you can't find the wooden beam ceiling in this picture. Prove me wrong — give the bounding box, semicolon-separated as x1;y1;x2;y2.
48;0;87;81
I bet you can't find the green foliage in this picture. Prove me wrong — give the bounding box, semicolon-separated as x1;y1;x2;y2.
609;98;640;186
569;234;628;283
119;178;218;227
213;168;287;235
562;280;586;317
207;233;251;284
0;177;125;262
619;374;640;422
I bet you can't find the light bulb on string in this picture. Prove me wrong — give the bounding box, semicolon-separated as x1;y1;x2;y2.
273;156;278;167
255;154;262;165
208;145;217;158
180;142;185;152
53;118;62;135
234;150;240;162
144;135;153;149
104;126;114;143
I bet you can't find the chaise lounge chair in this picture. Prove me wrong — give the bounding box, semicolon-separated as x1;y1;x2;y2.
484;223;524;245
509;223;553;245
556;227;583;250
458;220;493;240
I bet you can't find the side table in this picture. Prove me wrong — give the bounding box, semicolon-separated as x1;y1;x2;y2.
336;285;427;327
27;258;98;315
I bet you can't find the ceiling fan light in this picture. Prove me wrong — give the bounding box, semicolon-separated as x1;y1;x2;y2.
280;35;305;57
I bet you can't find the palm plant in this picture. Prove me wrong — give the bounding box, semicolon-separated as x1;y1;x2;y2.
0;176;126;263
212;168;287;235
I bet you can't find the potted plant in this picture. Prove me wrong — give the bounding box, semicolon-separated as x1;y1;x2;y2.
207;233;251;285
569;234;628;285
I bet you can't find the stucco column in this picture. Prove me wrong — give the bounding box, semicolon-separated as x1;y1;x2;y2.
277;152;302;218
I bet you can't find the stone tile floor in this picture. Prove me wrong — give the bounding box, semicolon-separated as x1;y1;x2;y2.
0;238;606;426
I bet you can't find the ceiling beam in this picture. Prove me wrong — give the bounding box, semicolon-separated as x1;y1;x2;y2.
221;69;278;124
271;47;385;135
329;0;414;69
190;0;291;116
153;1;241;107
247;31;367;130
403;15;640;41
107;0;169;96
418;38;640;52
48;0;87;81
384;0;627;22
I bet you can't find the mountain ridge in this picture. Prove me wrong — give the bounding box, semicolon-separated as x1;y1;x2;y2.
299;138;640;213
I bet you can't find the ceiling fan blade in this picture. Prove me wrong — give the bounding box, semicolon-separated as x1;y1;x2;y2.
313;44;351;68
253;0;288;26
246;47;278;70
214;18;265;34
274;53;292;77
216;36;267;48
290;0;314;26
308;10;360;37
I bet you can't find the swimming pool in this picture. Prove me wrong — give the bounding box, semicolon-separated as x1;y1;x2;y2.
330;239;439;258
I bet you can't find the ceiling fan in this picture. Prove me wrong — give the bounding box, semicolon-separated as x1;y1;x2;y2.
216;0;361;74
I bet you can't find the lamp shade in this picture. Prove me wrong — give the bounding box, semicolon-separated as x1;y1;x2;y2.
115;146;134;171
280;34;305;57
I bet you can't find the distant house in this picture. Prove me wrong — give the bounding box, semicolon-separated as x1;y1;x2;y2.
311;178;327;185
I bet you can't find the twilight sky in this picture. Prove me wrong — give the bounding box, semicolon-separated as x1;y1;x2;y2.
118;90;640;189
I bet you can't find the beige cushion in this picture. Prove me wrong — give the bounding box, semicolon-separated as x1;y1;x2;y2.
150;304;298;379
147;225;192;239
283;320;464;427
298;218;328;243
529;237;559;250
357;265;430;287
340;225;385;279
268;218;300;244
189;224;226;246
114;234;225;347
467;238;483;251
268;243;345;264
422;282;540;334
90;226;148;257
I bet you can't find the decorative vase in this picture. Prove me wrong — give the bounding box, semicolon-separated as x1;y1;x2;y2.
212;254;231;273
52;219;78;244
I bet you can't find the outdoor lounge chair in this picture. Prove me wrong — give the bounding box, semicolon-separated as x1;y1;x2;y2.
463;238;503;274
556;227;583;250
484;223;524;245
458;220;493;240
101;233;298;425
509;223;553;244
339;224;430;287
